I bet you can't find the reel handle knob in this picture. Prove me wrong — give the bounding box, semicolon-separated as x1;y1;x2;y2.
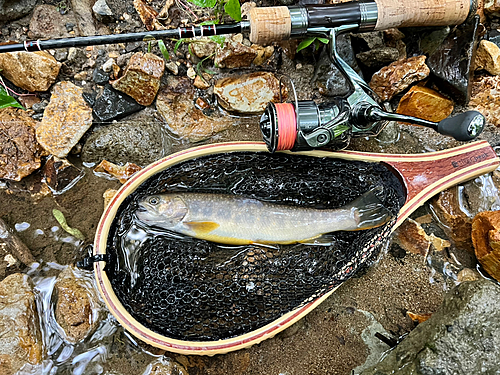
437;111;485;141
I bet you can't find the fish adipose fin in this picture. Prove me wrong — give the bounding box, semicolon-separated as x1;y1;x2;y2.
184;221;220;234
350;187;394;230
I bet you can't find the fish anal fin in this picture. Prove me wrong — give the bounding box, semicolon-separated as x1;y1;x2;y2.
298;234;333;245
185;221;220;234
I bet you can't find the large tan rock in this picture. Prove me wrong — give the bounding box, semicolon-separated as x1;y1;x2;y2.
111;52;165;106
36;81;93;158
54;266;102;343
396;86;454;122
472;211;500;281
0;107;42;181
214;72;286;114
369;55;430;101
0;51;61;92
156;77;233;142
0;273;43;374
469;75;500;126
475;40;500;75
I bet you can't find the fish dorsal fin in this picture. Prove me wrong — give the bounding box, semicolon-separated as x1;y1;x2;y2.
184;221;220;235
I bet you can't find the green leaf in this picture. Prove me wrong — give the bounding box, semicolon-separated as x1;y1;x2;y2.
158;40;170;60
296;37;316;52
317;37;329;44
333;124;350;138
52;209;85;241
224;0;241;21
185;0;217;8
209;35;225;45
0;85;23;110
199;20;219;25
174;39;185;54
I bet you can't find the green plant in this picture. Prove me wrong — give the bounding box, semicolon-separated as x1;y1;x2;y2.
185;0;241;22
158;40;170;60
0;75;24;110
296;37;329;53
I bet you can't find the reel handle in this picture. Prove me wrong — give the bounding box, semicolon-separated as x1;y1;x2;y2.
437;110;485;141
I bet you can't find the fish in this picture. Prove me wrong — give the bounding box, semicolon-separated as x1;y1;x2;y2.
135;187;394;245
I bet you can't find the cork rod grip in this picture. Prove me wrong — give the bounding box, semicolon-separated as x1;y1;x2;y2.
249;6;291;45
374;0;473;30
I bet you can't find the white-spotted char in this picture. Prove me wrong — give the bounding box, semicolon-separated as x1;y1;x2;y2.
135;188;393;245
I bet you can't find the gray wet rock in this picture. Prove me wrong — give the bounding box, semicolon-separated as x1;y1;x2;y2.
28;4;72;39
426;16;480;105
93;0;114;23
358;279;500;375
356;47;400;69
92;84;144;122
0;273;43;374
0;0;37;21
314;34;363;97
82;109;171;166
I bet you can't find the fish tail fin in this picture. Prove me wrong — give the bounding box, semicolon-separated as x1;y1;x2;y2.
347;186;394;231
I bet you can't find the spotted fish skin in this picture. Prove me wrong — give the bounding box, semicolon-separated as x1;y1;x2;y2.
135;189;393;245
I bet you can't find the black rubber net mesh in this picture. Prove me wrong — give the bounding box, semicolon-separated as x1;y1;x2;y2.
105;152;406;342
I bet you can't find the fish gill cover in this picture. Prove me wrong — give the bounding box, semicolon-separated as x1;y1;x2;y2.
105;152;405;342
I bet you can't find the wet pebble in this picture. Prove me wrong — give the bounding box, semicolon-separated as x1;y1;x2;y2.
0;0;36;21
36;81;93;158
472;211;500;282
214;40;258;69
396;86;454;122
474;39;500;75
0;273;43;374
93;0;114;23
214;72;285;113
0;107;43;181
111;52;165;106
92;84;144;122
42;155;84;194
54;266;102;343
0;51;61;92
369;55;430;101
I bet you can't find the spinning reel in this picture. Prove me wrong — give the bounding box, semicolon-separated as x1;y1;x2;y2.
259;25;485;152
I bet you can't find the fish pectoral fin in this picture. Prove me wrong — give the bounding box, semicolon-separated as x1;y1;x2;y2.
184;221;220;235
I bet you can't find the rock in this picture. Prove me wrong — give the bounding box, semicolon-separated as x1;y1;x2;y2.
315;34;363;97
457;268;481;283
93;0;114;23
0;218;36;269
94;160;142;183
475;40;500;75
93;68;110;85
0;0;37;21
430;187;473;251
103;188;118;208
194;75;210;89
472;211;500;281
156;77;234;142
214;40;259;69
395;218;450;256
82;109;170;166
0;107;42;181
251;45;275;66
111;52;165;106
145;358;189;375
42;155;84;194
0;274;43;374
0;51;61;92
191;39;218;58
70;0;97;37
67;47;88;67
356;47;400;69
405;26;451;56
359;279;500;375
73;71;88;81
134;0;159;31
102;58;115;73
214;72;285;114
485;0;500;17
28;4;71;39
469;76;500;126
116;52;133;67
36;81;93;158
426;16;480;105
351;31;385;50
407;311;432;324
165;60;178;75
92;84;144;122
54;266;101;343
396;86;454;122
369;55;430;101
187;67;196;80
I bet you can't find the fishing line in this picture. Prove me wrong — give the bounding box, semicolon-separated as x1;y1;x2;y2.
275;103;297;151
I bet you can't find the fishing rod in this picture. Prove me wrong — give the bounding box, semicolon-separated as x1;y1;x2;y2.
0;0;485;150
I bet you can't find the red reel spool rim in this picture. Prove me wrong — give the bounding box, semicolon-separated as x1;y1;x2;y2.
275;102;297;151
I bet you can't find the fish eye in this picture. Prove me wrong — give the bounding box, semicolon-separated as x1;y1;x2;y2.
148;196;160;205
